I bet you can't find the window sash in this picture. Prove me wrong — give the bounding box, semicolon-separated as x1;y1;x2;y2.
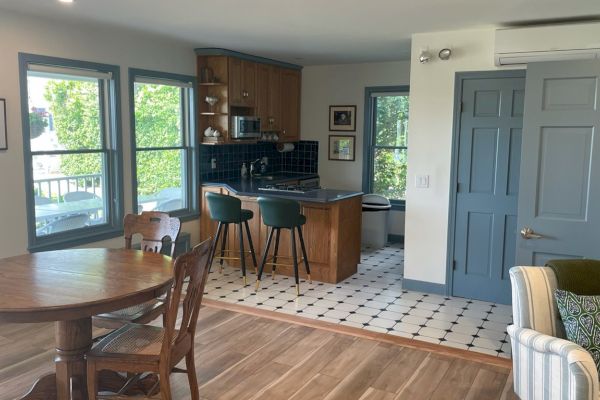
134;76;193;88
363;86;409;207
20;53;123;251
129;68;197;219
28;64;112;80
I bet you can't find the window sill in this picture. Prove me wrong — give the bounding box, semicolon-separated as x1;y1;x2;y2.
174;211;200;223
390;201;406;212
28;226;124;253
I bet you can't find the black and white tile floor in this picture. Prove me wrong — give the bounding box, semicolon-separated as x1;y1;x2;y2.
203;243;513;358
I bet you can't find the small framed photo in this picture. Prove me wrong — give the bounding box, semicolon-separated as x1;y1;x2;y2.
329;105;356;131
0;99;6;150
328;135;355;161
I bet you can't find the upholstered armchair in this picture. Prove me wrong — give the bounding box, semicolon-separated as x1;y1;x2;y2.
508;266;599;400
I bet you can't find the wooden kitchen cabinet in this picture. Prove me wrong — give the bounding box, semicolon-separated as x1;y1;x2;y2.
256;64;270;131
256;64;283;132
199;186;227;243
280;69;301;141
267;66;282;131
200;186;361;283
196;50;301;144
228;58;256;107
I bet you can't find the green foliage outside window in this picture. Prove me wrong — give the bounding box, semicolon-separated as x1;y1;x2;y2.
43;80;183;196
44;80;102;177
28;112;48;139
372;95;409;201
133;83;183;196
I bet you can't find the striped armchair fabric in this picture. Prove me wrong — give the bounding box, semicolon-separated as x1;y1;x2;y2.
509;266;599;400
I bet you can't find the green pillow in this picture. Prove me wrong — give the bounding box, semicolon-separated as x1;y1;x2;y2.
555;289;600;371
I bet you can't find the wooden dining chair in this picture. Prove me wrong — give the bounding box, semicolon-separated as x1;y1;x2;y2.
86;239;211;400
93;212;181;329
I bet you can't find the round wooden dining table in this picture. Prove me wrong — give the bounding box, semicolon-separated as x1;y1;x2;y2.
0;248;174;400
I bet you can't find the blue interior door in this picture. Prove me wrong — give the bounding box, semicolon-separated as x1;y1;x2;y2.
452;74;525;304
516;60;600;265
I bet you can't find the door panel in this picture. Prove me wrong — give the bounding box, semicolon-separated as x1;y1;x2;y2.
256;63;269;128
452;74;525;304
469;128;499;194
536;127;592;220
228;58;243;106
465;212;494;277
241;61;256;107
516;60;600;265
268;66;281;131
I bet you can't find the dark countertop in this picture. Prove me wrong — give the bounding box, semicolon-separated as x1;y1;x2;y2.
202;173;363;203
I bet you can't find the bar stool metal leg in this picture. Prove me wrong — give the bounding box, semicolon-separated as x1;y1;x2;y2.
238;223;247;285
291;228;300;296
297;226;312;283
256;227;275;290
219;224;229;273
208;222;223;271
244;220;258;274
272;228;281;279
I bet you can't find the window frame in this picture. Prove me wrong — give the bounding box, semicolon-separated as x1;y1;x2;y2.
19;53;125;252
128;68;199;221
362;85;410;211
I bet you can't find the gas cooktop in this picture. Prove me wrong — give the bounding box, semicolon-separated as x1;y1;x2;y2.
258;184;320;194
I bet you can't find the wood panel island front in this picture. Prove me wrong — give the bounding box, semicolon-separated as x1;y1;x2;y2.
200;178;362;284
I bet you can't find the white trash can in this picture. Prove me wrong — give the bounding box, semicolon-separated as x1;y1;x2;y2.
361;194;391;249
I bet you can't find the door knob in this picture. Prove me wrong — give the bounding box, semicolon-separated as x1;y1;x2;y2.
520;227;545;240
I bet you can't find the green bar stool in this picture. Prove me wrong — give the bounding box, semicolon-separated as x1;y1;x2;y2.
205;192;258;285
256;196;311;296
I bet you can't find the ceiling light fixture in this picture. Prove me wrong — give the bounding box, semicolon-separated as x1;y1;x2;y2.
438;48;452;60
418;50;431;64
58;0;74;3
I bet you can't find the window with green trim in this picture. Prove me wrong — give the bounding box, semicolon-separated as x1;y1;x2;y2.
129;69;198;219
20;54;124;251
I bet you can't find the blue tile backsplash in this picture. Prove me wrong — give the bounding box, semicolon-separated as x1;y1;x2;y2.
199;140;318;181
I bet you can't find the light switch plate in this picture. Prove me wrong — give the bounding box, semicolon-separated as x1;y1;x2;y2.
415;174;430;188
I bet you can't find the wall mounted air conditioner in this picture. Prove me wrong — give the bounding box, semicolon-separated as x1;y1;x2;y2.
495;23;600;66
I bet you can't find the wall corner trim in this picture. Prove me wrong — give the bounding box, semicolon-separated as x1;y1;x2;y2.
402;278;446;296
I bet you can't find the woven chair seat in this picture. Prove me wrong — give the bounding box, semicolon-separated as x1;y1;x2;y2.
96;324;178;357
104;300;163;319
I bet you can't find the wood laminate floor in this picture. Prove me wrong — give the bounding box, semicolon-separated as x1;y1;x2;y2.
0;303;517;400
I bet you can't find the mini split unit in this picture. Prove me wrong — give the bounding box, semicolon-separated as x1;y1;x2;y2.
495;22;600;66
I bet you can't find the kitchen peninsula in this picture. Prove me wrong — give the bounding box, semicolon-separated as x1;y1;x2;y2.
200;174;362;283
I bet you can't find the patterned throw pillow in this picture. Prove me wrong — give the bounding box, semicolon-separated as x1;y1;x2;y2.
555;289;600;371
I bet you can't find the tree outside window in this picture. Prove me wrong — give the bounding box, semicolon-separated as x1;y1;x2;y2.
368;92;409;202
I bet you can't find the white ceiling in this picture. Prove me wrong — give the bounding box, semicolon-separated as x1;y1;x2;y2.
1;0;599;65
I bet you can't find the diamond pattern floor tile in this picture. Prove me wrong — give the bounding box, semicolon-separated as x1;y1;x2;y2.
203;242;513;358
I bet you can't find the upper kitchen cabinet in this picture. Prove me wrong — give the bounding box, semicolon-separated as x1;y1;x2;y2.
268;66;282;132
280;69;301;142
229;58;256;107
256;64;282;132
195;49;302;144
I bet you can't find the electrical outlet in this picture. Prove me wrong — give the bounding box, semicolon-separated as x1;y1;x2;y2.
415;174;430;188
211;158;217;170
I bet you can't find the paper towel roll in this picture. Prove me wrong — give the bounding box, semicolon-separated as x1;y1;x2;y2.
276;143;295;153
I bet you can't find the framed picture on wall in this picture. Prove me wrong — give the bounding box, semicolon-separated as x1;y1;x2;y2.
0;99;6;150
329;105;356;131
328;135;355;161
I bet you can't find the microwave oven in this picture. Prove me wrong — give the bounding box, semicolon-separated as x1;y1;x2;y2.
231;116;261;139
